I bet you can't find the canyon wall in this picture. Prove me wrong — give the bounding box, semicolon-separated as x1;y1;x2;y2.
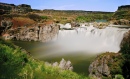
0;2;32;14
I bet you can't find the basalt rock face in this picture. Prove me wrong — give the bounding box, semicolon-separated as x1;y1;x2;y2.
38;24;59;42
0;2;32;14
120;30;130;49
6;24;59;42
0;20;13;35
89;53;124;79
118;5;130;11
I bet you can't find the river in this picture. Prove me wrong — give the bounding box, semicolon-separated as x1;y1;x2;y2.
13;26;129;76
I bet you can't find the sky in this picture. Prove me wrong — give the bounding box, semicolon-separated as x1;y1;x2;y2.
0;0;130;12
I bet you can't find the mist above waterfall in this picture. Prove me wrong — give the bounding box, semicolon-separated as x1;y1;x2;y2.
49;24;128;54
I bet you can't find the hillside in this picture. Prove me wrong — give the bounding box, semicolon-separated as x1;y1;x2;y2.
0;2;113;24
112;5;130;25
113;5;130;20
39;10;113;23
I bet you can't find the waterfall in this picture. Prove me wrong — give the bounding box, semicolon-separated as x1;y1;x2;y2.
52;25;128;53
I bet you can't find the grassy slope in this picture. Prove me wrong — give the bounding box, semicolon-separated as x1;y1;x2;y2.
112;9;130;20
0;10;113;30
34;10;113;23
0;39;90;79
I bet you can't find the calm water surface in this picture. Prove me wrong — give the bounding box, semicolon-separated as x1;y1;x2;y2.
13;41;96;76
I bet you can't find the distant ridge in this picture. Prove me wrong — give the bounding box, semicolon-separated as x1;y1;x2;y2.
0;2;113;14
118;5;130;11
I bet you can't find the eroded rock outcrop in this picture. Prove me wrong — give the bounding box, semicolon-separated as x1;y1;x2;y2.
93;22;109;29
3;23;59;42
0;20;13;35
120;30;130;48
113;19;130;25
89;52;124;79
45;58;73;71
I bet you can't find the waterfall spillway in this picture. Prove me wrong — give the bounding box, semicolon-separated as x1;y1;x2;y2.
52;26;128;53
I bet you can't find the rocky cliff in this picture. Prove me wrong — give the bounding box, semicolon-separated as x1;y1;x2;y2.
0;19;13;35
3;23;59;42
0;2;32;14
118;5;130;11
120;30;130;79
89;52;124;79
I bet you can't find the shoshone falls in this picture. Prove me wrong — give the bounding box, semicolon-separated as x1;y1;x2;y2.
13;23;130;75
50;23;129;54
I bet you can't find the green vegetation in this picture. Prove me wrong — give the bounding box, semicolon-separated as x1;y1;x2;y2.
76;13;112;22
113;11;130;20
41;16;48;20
97;52;124;78
120;31;130;79
0;39;89;79
111;5;130;21
113;74;124;79
109;55;124;77
27;13;42;22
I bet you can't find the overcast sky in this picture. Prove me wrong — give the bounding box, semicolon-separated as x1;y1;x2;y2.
0;0;130;12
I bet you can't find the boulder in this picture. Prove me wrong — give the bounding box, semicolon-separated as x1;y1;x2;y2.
59;58;67;70
59;59;73;71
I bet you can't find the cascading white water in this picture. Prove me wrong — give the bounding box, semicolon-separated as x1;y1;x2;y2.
51;24;128;54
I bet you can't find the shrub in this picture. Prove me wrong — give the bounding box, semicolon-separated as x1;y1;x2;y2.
41;16;48;20
12;17;35;27
114;74;124;79
0;40;27;78
27;13;41;21
120;31;130;79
